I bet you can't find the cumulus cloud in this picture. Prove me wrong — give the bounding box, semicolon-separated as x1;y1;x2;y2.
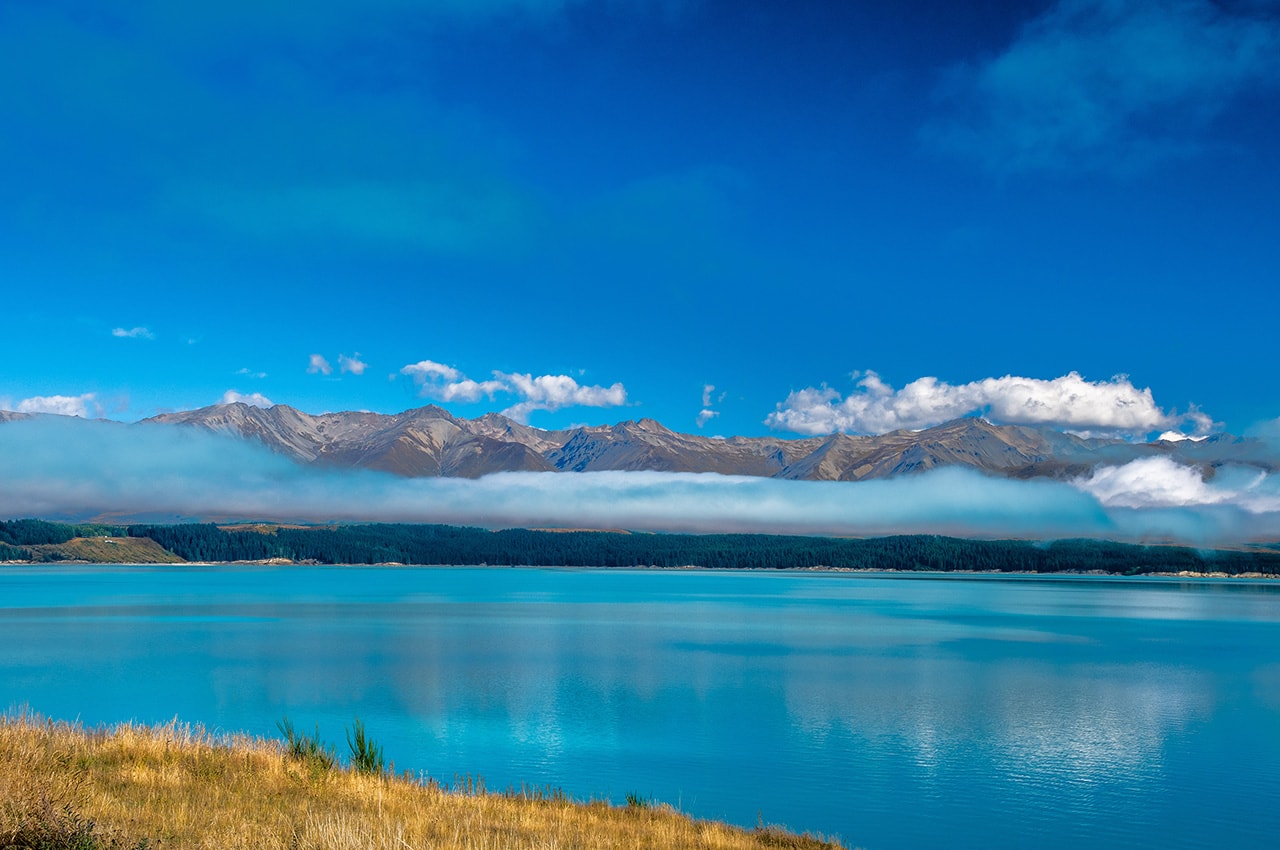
401;360;462;383
1;417;1277;545
766;370;1212;439
111;326;154;339
220;390;273;408
1075;457;1227;509
442;379;510;403
924;0;1280;173
1074;457;1280;514
307;354;333;376
15;393;99;418
401;360;627;422
696;409;719;427
338;353;368;376
401;361;506;403
497;372;627;421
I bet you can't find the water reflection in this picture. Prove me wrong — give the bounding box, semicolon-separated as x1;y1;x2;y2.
2;567;1278;849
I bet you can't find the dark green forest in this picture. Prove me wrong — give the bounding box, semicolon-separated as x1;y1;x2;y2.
3;518;1279;575
0;519;125;561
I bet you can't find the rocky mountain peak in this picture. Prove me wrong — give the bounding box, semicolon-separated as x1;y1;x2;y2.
632;417;672;434
12;406;1271;484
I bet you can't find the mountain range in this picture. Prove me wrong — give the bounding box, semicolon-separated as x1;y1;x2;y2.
4;402;1276;483
17;402;1252;482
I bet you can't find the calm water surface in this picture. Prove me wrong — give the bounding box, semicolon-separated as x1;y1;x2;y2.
3;566;1279;849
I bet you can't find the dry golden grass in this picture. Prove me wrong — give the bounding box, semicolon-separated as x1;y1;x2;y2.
23;537;184;564
0;713;845;850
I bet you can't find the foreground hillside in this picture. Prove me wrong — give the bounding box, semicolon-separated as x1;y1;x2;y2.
0;714;841;850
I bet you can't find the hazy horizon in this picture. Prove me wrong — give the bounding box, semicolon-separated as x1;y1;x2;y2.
3;414;1278;547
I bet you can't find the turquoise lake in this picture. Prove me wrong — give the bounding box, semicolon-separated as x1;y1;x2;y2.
3;565;1279;849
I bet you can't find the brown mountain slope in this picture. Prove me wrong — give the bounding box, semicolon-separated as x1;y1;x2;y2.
144;403;554;477
125;402;1280;482
546;418;821;475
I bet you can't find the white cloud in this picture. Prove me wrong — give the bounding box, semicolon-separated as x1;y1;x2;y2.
236;368;268;379
401;360;628;422
3;416;1278;545
924;0;1280;173
307;354;333;376
111;326;154;339
221;390;273;408
338;353;368;375
1074;457;1226;509
1074;457;1280;515
696;383;726;428
15;393;99;418
1157;431;1207;443
401;360;462;383
401;360;505;402
497;372;628;422
766;370;1211;439
439;378;509;403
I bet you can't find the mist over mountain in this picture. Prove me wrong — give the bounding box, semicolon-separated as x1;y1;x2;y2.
3;403;1279;544
139;402;1278;483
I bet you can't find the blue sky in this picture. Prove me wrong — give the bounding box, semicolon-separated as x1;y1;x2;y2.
3;0;1278;440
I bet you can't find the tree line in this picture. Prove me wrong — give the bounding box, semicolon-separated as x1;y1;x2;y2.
0;519;125;561
4;518;1278;574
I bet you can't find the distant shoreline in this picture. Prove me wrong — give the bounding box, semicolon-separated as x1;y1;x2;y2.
4;518;1279;576
6;558;1280;581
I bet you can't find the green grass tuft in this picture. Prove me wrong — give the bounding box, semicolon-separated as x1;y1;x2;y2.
345;717;386;776
276;715;336;773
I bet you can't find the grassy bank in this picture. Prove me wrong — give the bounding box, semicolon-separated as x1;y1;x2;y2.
0;713;844;850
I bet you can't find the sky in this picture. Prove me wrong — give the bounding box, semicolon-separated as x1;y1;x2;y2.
2;0;1277;440
3;1;1280;541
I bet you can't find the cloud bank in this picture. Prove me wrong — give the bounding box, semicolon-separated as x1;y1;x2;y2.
924;0;1280;172
2;417;1277;546
767;371;1212;439
400;360;627;422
